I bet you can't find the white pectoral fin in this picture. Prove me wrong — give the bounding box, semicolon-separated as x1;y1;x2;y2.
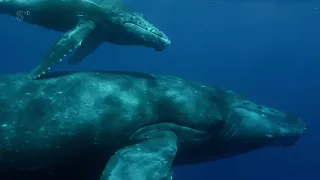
100;130;177;180
26;20;96;80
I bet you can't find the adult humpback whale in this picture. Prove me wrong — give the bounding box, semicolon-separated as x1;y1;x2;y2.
0;71;306;180
0;0;171;79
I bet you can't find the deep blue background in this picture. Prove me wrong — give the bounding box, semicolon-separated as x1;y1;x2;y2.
1;0;319;179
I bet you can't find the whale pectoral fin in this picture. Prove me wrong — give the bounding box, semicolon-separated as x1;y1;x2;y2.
68;33;102;65
26;20;96;80
100;130;177;180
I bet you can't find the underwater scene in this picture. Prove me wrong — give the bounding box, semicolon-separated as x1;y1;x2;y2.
0;0;319;179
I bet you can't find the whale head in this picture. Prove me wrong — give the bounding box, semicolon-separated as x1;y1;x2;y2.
168;87;307;166
220;97;307;149
115;12;171;51
186;94;308;164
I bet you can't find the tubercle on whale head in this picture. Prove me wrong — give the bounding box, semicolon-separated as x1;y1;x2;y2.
120;12;171;51
218;96;306;148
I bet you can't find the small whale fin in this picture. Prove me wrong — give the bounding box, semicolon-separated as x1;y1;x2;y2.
26;20;96;80
68;33;102;65
100;130;177;180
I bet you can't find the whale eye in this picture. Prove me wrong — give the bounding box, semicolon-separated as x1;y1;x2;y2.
243;101;248;105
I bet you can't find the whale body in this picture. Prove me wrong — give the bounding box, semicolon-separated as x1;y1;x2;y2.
0;71;306;179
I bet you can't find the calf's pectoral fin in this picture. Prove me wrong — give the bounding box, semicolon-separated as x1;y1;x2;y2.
100;130;177;180
26;20;96;80
68;33;102;65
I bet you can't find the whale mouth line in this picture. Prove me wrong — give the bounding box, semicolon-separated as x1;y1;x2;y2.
234;105;274;116
124;23;170;43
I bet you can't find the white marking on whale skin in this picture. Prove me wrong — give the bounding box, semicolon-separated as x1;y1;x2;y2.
47;78;78;107
1;122;16;151
227;116;246;139
221;113;233;139
33;41;82;79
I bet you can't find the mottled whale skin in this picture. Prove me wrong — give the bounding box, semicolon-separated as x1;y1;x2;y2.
0;71;306;180
0;0;171;79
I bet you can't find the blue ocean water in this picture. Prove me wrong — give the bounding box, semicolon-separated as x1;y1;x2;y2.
0;0;319;179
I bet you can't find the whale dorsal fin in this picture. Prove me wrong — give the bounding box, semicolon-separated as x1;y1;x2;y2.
26;20;96;80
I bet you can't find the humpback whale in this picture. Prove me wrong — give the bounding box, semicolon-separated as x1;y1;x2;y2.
0;0;171;79
0;71;306;179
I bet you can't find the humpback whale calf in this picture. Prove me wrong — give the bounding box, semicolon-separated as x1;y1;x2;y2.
0;0;171;79
0;71;306;179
